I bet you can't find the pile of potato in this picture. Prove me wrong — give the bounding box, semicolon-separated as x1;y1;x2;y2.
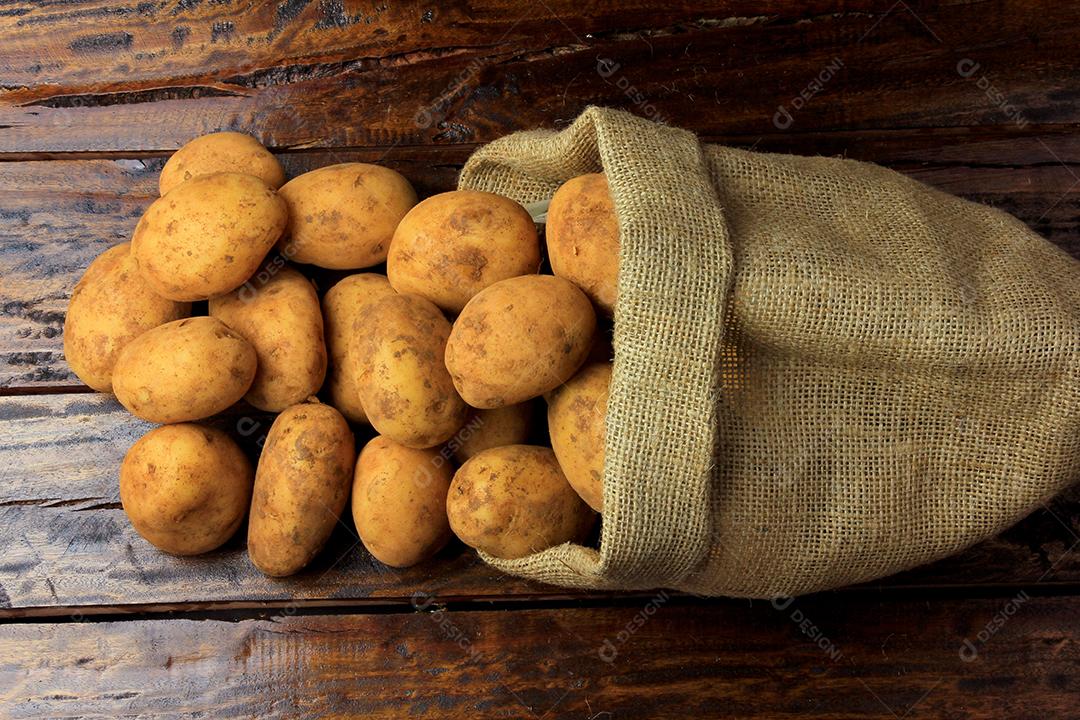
64;131;619;576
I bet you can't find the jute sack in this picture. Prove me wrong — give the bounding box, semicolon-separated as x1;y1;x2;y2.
458;106;1080;598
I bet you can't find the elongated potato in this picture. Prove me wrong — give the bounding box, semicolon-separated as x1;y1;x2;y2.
546;173;620;315
248;401;356;577
64;242;190;392
133;172;287;301
447;445;595;560
322;274;397;423
278;163;417;269
547;363;611;512
445;275;596;408
159;132;285;196
352;435;453;568
354;294;468;448
112;317;256;423
209;265;326;412
120;424;254;555
451;403;533;463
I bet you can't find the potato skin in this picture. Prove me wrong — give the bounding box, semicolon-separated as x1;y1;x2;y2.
547;363;611;512
352;435;453;568
354;294;468;448
387;190;540;313
112;317;257;423
248;402;356;577
120;424;254;555
133;172;287;301
209;265;327;412
279;163;417;270
546;173;620;315
451;403;533;463
445;275;596;408
159;132;285;196
322;274;397;423
64;243;190;392
447;445;595;560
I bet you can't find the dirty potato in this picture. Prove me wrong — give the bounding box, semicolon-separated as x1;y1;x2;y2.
158;132;285;196
545;173;620;315
452;403;533;463
547;363;611;512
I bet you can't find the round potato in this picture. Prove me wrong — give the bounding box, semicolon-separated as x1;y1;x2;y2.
546;173;620;315
387;190;540;312
547;363;611;512
452;403;533;463
209;265;326;412
278;163;417;270
447;445;595;560
159;132;285;196
354;294;468;448
120;424;254;555
133;172;287;301
322;274;397;423
445;275;596;408
352;435;453;568
112;317;257;423
248;401;356;577
64;242;190;392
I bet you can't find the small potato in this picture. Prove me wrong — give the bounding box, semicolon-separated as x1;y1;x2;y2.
387;190;540;312
546;173;620;315
64;243;190;392
120;424;253;555
322;274;397;423
248;401;356;577
547;363;611;512
447;445;595;560
159;132;285;196
354;294;468;448
451;403;533;463
112;317;256;423
209;265;327;412
279;163;417;269
352;435;453;568
133;172;287;301
445;275;596;408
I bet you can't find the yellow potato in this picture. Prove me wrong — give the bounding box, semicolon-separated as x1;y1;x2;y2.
112;317;257;423
132;172;287;301
120;424;253;555
158;132;285;196
209;265;326;412
451;403;533;463
547;363;611;512
352;435;453;568
322;274;397;423
447;445;595;560
354;294;468;448
387;190;540;312
64;242;190;392
248;401;356;577
278;163;417;269
546;173;620;315
445;275;596;408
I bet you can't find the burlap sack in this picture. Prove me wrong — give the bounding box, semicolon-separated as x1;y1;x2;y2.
457;106;1080;598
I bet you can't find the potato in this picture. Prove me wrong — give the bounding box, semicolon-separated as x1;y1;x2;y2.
159;132;285;196
133;172;287;301
352;435;453;567
447;445;595;560
112;317;256;423
209;265;326;412
120;424;253;555
354;294;468;448
278;163;417;270
451;403;533;463
387;190;540;312
322;274;397;423
546;173;620;315
248;401;355;577
547;363;611;512
445;275;596;408
64;243;190;392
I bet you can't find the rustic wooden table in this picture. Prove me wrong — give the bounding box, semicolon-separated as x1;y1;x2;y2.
2;1;1079;717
